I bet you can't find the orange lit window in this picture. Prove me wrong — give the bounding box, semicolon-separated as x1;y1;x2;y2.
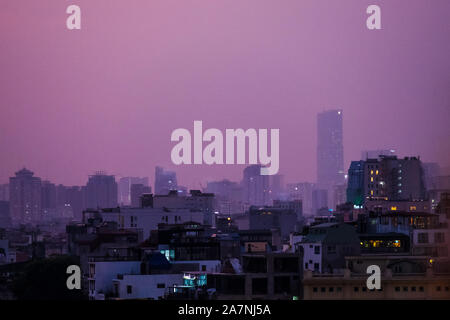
410;206;417;211
391;206;397;211
376;170;379;175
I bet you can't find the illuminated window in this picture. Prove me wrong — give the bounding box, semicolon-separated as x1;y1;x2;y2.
410;206;417;211
370;170;374;175
393;240;401;248
371;177;374;182
370;190;374;196
391;206;397;211
376;170;379;175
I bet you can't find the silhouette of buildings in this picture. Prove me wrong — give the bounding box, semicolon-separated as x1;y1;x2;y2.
9;168;42;225
154;167;177;195
85;172;118;209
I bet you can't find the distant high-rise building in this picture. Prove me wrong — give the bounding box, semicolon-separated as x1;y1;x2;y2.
332;184;347;210
273;199;303;222
242;165;270;206
154;167;177;195
422;162;441;191
54;185;86;221
85;172;118;209
269;174;285;202
153;190;216;226
0;201;10;228
205;180;244;215
287;182;314;216
312;189;328;215
41;180;57;210
130;184;152;207
317;110;345;189
118;177;149;205
0;184;9;201
9;168;42;225
205;179;240;201
361;149;396;160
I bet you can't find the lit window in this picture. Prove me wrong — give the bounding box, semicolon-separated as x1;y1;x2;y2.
391;206;397;211
376;170;379;175
410;206;417;211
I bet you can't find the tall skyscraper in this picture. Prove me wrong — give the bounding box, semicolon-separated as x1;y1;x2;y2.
317;110;345;189
9;168;42;225
85;172;118;209
154;167;177;195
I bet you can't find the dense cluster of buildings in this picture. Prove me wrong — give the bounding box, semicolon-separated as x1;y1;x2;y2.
0;109;449;300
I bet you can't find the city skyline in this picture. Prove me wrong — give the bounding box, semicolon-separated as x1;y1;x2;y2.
1;1;450;188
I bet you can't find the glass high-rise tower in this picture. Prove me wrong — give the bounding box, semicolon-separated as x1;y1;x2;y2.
317;109;345;189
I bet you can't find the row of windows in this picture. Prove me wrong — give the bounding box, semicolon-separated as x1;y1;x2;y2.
417;232;446;244
394;286;449;292
312;286;450;294
127;283;166;294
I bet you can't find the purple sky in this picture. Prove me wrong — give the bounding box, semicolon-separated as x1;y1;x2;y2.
1;0;449;188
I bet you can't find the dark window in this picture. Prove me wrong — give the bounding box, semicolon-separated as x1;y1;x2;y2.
252;278;268;295
327;245;336;254
274;257;299;273
127;285;132;294
337;287;342;292
418;233;429;244
201;265;207;271
419;287;424;292
436;286;441;291
313;287;318;292
321;287;326;293
157;283;165;289
395;287;400;292
274;276;291;294
403;287;408;292
314;246;320;254
329;287;334;292
435;233;445;243
354;287;359;292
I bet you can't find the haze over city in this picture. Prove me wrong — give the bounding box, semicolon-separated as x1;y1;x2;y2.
1;0;449;189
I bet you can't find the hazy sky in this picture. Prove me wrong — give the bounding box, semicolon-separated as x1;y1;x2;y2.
1;0;449;188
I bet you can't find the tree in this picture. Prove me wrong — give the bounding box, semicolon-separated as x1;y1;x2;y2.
11;255;87;300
